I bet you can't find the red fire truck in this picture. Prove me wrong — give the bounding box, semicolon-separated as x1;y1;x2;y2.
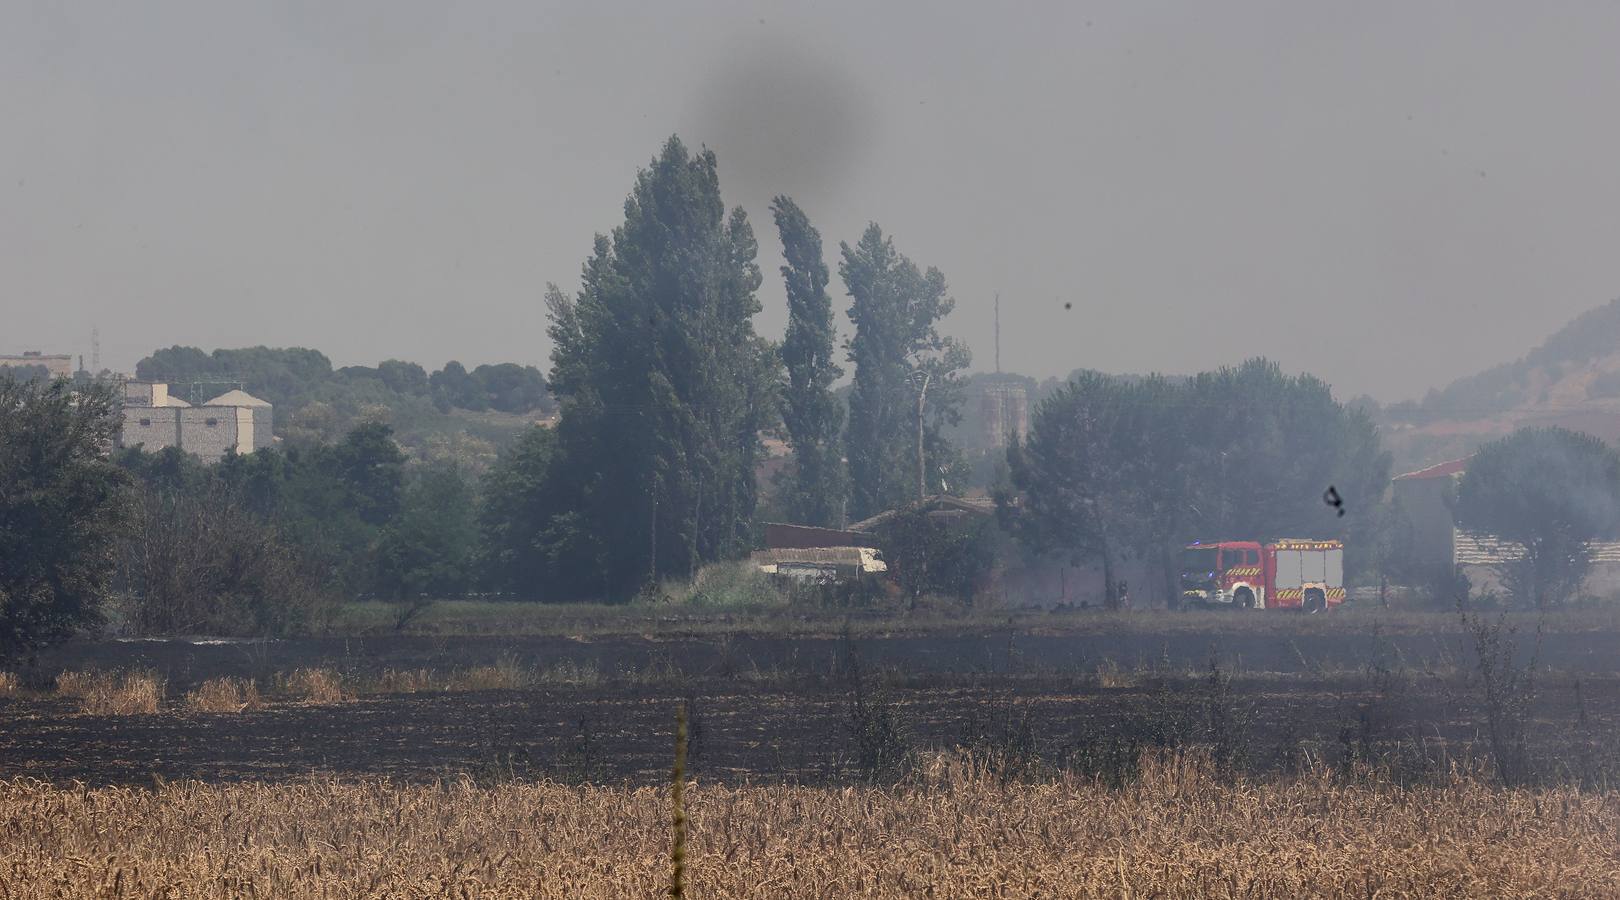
1179;539;1345;612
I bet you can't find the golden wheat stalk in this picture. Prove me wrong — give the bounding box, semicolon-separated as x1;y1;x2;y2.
670;704;688;898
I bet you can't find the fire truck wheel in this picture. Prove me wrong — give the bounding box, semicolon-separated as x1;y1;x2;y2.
1234;587;1255;610
1303;589;1326;614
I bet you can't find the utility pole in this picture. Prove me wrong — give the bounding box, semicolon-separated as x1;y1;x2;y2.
993;292;1000;375
907;370;932;501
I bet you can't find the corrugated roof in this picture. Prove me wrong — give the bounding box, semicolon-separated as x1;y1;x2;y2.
751;547;872;564
1454;530;1620;565
763;523;878;549
1394;456;1472;481
848;495;997;532
202;389;270;408
750;547;887;573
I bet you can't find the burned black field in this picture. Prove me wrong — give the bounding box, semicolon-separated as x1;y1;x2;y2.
4;612;1618;787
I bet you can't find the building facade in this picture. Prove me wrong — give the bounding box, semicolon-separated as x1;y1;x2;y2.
979;381;1030;449
118;382;273;461
0;351;74;378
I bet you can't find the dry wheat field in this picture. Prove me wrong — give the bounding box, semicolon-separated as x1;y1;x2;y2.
3;755;1617;899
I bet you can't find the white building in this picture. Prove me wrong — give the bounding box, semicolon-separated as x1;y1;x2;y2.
118;382;274;461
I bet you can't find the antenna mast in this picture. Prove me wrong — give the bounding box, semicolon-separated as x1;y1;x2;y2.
993;292;1001;374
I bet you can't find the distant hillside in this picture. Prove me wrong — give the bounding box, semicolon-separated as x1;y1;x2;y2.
134;346;555;469
1380;297;1620;472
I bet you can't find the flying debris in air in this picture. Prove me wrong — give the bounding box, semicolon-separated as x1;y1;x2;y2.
1323;485;1345;517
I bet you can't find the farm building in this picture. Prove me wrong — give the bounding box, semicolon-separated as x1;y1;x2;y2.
750;546;888;584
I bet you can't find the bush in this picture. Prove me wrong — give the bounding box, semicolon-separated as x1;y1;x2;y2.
183;677;265;713
56;670;164;715
669;562;786;609
119;481;335;637
447;657;532;692
280;668;350;705
876;509;997;605
368;668;439;694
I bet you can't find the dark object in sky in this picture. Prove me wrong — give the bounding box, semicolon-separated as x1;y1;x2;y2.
1323;485;1345;517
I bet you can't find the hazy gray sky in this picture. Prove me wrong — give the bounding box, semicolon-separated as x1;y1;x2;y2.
6;1;1620;401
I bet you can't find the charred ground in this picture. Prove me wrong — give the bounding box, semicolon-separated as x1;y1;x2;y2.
4;608;1617;788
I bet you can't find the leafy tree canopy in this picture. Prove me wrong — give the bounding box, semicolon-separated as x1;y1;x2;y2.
841;224;970;521
0;377;129;658
536;136;779;598
772;195;846;527
1455;426;1620;606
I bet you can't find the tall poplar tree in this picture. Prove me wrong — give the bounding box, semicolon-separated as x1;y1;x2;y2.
841;224;970;522
771;196;846;527
540;137;777;598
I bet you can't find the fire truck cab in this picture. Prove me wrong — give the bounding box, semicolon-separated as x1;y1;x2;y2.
1179;539;1345;612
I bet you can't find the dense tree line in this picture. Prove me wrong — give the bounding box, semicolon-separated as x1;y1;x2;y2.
33;132;1615;655
1002;359;1393;609
136;346;553;417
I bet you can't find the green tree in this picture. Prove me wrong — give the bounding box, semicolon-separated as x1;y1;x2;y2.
772;195;846;527
470;363;551;414
1003;360;1390;608
0;377;129;658
330;423;407;528
1455;427;1620;607
1002;372;1136;608
841;224;970;521
375;462;478;603
539;137;778;598
478;426;599;599
377;359;430;396
878;508;998;605
430;361;487;412
1180;360;1390;560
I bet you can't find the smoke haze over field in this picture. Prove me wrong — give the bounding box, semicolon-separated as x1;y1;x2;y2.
5;2;1620;401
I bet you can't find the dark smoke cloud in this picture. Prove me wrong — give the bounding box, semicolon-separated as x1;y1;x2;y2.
682;37;877;207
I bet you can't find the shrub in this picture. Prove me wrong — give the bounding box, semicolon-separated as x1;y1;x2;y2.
447;657;532;692
670;562;786;609
119;482;336;638
183;677;265;713
56;670;164;715
369;668;439;694
280;668;350;705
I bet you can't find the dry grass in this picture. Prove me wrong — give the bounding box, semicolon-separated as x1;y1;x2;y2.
53;670;164;715
1096;658;1137;688
0;672;17;697
358;659;599;695
0;755;1616;897
368;667;439;694
446;656;532;692
278;668;350;705
182;677;265;713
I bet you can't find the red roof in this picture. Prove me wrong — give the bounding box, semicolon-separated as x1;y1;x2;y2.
1393;456;1471;481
